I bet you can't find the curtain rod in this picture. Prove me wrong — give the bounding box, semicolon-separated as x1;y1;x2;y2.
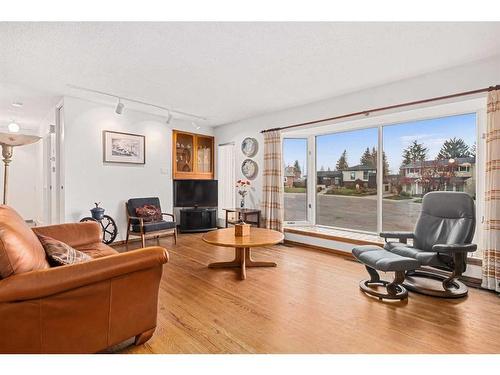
261;84;500;134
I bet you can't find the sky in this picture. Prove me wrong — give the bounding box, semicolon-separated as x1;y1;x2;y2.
283;113;476;175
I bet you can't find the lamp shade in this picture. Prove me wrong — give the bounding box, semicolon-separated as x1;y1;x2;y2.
0;133;41;147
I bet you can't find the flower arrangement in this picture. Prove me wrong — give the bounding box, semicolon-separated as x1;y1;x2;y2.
236;179;251;208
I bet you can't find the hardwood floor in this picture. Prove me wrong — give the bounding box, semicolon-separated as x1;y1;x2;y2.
114;233;500;354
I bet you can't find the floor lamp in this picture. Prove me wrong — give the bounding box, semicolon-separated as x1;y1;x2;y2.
0;132;42;205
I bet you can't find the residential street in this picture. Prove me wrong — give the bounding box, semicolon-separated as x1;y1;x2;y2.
284;193;422;231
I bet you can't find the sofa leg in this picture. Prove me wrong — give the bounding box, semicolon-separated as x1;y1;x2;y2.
174;229;177;244
125;229;130;244
134;327;156;346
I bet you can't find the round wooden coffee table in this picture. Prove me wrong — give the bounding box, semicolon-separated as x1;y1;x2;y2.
202;227;284;280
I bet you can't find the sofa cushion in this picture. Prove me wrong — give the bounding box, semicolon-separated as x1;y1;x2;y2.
132;220;176;233
75;242;118;258
0;205;50;278
37;234;92;266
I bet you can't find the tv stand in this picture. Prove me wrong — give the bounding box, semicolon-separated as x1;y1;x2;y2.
179;207;217;233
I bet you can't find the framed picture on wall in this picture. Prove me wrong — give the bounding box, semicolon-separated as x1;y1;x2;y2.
103;130;145;164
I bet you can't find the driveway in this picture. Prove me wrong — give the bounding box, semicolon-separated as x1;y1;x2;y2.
284;193;422;232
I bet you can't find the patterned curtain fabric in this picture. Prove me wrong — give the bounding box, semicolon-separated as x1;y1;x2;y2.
482;89;500;292
261;130;284;232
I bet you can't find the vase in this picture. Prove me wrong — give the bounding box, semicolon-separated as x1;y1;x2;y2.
240;196;245;208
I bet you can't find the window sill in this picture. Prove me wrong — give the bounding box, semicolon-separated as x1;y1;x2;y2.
283;225;482;266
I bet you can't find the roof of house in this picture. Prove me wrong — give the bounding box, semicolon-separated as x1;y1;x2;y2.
344;164;377;171
402;157;475;169
317;170;343;177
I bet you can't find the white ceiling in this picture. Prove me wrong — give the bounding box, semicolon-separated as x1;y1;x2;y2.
1;22;500;127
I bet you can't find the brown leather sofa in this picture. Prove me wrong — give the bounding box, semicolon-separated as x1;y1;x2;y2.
0;205;169;353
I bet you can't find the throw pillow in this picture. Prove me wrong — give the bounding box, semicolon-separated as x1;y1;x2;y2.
135;204;162;222
37;234;92;266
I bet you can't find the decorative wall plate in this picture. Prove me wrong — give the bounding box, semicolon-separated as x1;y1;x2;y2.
241;159;258;180
241;137;258;157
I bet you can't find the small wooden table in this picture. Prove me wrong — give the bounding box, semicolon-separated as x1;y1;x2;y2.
224;208;261;228
202;227;284;280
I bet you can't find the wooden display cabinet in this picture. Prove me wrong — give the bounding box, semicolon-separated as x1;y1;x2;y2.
173;130;214;179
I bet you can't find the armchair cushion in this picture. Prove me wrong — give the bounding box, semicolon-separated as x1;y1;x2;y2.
37;234;92;266
0;205;50;279
384;242;451;268
132;220;176;233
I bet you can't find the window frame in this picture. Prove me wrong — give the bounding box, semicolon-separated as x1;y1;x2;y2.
282;98;486;252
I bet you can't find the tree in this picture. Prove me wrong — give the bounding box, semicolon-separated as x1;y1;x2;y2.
470;142;476;158
402;140;428;165
293;160;301;174
336;150;349;171
437;137;470;159
371;148;390;176
360;147;373;167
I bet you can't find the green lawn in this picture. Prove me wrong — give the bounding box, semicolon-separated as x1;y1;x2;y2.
284;187;306;193
325;187;377;196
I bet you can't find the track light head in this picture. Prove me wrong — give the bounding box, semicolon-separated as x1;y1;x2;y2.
166;111;173;124
192;121;201;130
115;99;124;114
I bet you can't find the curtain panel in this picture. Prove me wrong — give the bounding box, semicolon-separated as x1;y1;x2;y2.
482;89;500;292
261;130;284;232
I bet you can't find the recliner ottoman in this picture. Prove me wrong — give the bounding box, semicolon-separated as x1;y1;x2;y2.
352;245;420;300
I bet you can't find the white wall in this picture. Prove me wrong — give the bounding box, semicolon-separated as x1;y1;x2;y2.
62;96;213;242
214;55;500;209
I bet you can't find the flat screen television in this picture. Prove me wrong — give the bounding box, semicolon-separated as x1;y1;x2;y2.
173;179;218;207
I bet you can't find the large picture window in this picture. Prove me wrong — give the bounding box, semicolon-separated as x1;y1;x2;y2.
283;138;308;222
316;128;378;232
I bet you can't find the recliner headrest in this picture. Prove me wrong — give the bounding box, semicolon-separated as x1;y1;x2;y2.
421;191;475;219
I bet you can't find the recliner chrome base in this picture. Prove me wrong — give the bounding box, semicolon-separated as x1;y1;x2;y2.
404;269;468;298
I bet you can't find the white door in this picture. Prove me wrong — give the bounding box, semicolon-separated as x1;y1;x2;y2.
217;143;235;224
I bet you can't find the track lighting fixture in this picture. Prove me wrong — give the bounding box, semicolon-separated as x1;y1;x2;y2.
8;121;20;133
192;122;201;130
115;99;124;114
67;85;207;122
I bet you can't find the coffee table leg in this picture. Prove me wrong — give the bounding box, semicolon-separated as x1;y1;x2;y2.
240;248;246;280
208;247;242;268
245;248;277;267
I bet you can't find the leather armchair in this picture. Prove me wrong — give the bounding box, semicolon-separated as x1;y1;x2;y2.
0;205;169;353
380;192;477;298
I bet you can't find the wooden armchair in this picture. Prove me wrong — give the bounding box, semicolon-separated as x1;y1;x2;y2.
125;197;177;247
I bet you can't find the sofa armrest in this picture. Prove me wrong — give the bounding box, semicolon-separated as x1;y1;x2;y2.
379;231;414;242
0;247;169;303
32;221;102;248
432;243;477;254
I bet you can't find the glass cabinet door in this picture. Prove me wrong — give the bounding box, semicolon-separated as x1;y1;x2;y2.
196;136;213;174
176;133;194;173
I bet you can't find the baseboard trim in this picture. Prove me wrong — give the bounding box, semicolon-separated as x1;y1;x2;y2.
283;239;355;260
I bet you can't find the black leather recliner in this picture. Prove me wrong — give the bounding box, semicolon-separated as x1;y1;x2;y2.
380;191;477;298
